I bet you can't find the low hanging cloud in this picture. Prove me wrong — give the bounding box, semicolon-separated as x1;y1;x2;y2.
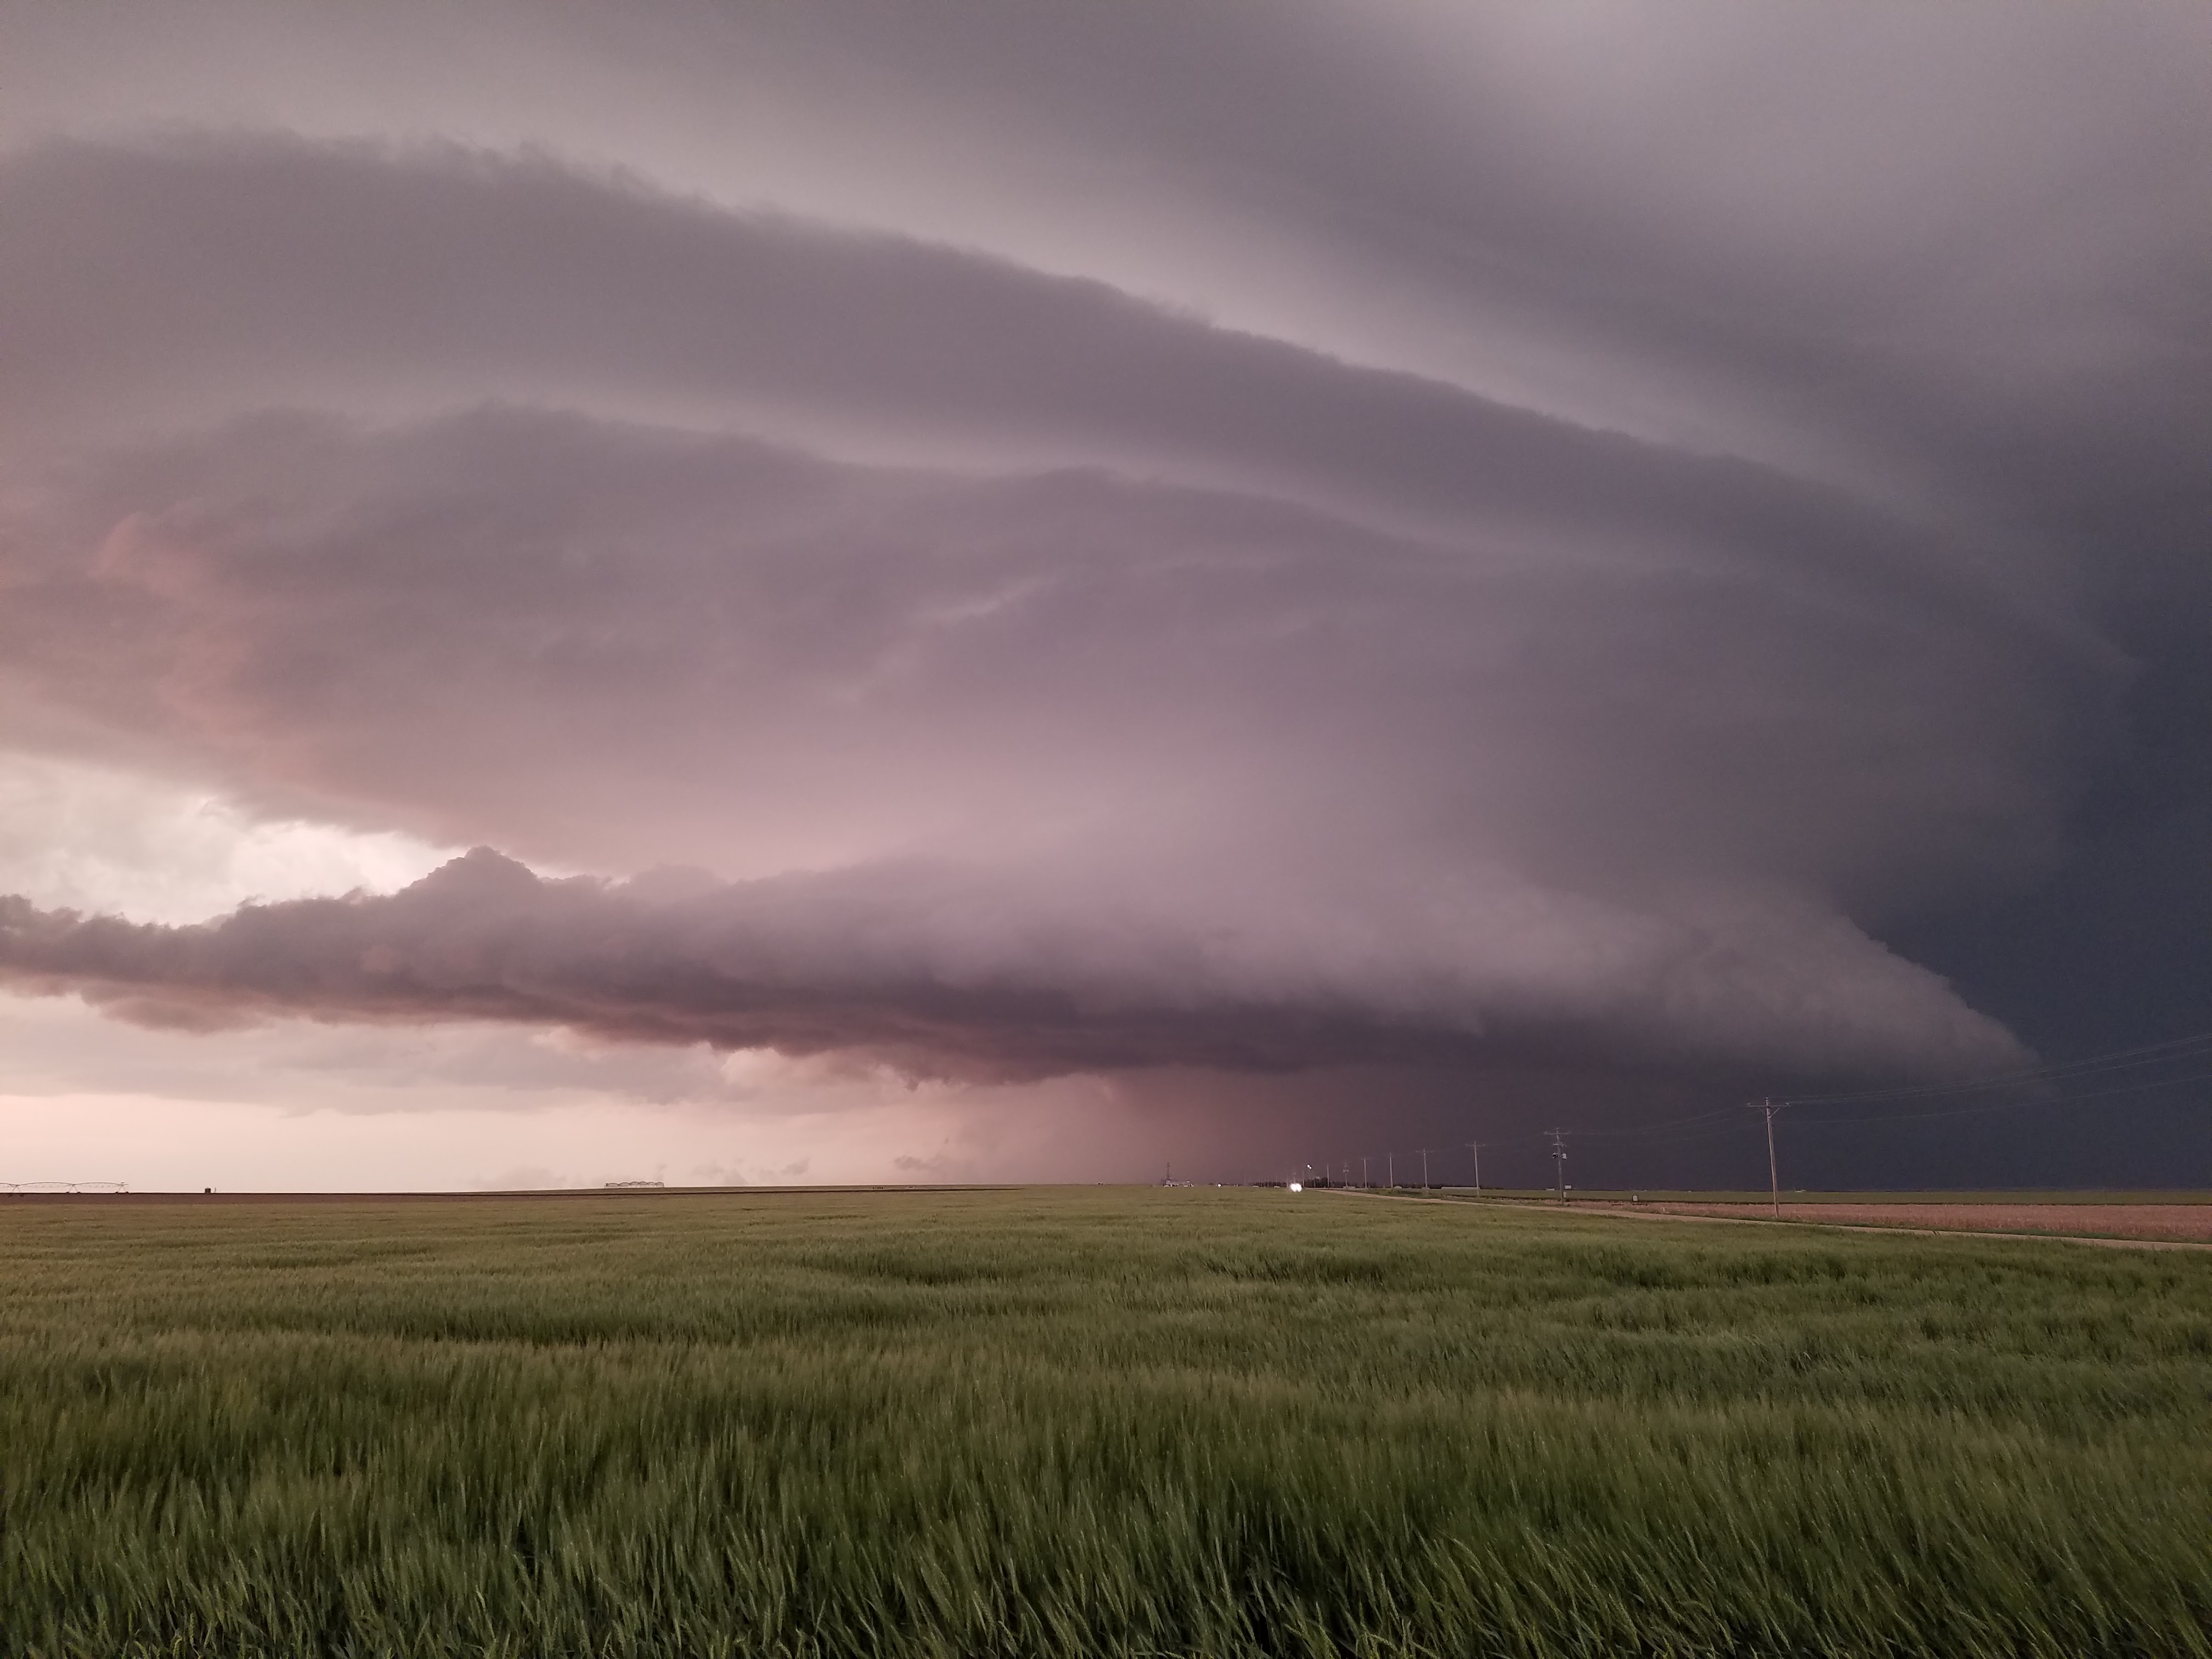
0;844;2023;1084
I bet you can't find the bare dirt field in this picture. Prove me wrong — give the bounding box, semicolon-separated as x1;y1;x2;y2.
1629;1202;2212;1242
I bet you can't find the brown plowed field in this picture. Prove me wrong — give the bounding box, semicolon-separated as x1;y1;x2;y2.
1633;1201;2212;1242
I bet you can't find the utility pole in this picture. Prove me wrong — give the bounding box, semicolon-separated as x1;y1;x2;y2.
1360;1155;1370;1189
1466;1141;1482;1195
1751;1098;1787;1218
1548;1129;1568;1203
1387;1153;1395;1189
1417;1148;1432;1189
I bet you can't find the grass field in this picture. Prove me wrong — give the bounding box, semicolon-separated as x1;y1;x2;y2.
4;1188;2211;1657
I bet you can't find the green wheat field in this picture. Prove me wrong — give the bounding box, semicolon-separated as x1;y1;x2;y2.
4;1188;2210;1658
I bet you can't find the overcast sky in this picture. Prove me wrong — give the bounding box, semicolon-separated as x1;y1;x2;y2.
2;1;2207;1190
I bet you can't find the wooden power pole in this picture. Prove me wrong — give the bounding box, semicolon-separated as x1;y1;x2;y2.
1751;1099;1787;1218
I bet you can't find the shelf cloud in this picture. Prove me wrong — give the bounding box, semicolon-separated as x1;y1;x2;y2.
1;2;2206;1180
1;843;2022;1085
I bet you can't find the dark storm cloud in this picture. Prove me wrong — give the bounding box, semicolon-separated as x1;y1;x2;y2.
0;843;2013;1084
0;138;2114;903
1;0;2207;1130
0;130;2126;592
0;403;2105;891
0;403;2043;1081
0;847;1509;1076
7;129;1654;529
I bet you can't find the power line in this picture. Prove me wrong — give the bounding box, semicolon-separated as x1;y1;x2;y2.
1572;1105;1747;1141
1324;1030;2211;1197
1514;1060;2212;1177
1790;1064;2212;1129
1776;1029;2212;1108
1581;1033;2212;1151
